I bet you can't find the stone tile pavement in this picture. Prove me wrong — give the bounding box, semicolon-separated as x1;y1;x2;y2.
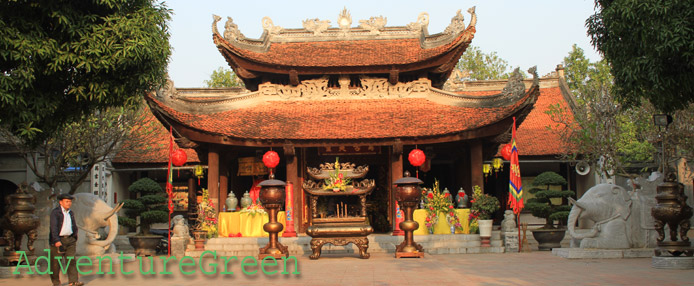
2;251;693;286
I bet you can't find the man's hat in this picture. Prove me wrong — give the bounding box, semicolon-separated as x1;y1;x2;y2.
57;193;74;201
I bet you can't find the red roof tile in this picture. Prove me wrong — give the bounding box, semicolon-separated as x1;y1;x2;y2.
112;107;200;164
513;86;574;156
147;92;531;141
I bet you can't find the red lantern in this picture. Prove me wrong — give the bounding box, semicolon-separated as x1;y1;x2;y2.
501;144;513;161
408;149;426;167
171;149;187;166
262;151;280;169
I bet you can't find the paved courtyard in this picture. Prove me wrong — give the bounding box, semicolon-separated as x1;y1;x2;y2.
2;251;693;286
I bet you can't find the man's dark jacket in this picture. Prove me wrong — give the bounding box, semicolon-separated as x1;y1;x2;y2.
49;206;78;245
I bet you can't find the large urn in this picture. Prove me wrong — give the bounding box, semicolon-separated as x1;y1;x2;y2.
225;191;238;211
0;183;40;266
394;171;425;258
258;175;288;259
651;173;693;257
240;191;252;208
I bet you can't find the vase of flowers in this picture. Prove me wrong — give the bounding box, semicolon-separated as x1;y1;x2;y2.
323;157;351;192
195;188;218;239
422;179;464;234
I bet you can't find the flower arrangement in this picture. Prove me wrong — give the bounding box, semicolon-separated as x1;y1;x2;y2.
240;203;266;216
323;157;352;192
422;179;464;233
195;188;218;238
468;185;500;233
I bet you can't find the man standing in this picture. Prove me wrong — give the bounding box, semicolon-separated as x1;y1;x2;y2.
49;193;83;286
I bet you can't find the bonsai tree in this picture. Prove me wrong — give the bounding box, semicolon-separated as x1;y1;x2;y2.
525;171;575;229
118;178;168;236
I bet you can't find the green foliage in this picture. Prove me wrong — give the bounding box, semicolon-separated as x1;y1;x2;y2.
128;178;163;194
525;172;574;229
0;0;172;145
454;45;526;81
547;45;658;177
205;67;242;88
587;0;694;113
119;177;167;235
470;185;500;220
118;216;137;228
531;172;567;186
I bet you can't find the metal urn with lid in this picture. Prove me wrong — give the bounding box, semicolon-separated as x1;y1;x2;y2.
258;174;288;259
393;171;425;258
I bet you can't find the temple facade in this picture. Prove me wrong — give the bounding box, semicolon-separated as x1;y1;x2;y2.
131;8;563;234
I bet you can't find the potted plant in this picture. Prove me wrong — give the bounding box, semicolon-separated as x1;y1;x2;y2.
525;171;575;250
118;177;168;256
469;185;500;240
192;188;218;249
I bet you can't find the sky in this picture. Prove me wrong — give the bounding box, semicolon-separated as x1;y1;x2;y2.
166;0;602;88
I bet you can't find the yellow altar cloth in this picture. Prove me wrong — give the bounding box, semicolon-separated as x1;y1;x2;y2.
218;211;286;237
412;209;470;235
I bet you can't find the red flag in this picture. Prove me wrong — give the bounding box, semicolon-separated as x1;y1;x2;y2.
165;127;174;256
507;117;524;214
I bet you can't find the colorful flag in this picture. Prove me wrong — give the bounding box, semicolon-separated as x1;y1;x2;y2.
508;117;524;214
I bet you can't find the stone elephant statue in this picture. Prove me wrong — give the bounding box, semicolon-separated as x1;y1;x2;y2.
71;193;123;256
567;183;657;249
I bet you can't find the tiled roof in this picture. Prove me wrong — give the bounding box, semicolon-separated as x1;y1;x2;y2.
147;91;532;141
512;86;574;156
215;30;474;68
112;107;200;164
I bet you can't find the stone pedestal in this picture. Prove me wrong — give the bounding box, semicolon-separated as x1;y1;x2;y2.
171;237;188;258
652;256;694;269
503;231;519;253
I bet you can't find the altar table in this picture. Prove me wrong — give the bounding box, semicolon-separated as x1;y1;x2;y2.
218;211;286;237
412;209;470;235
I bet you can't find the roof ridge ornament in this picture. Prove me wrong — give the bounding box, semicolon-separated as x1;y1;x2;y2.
407;12;429;33
303;18;331;35
358;16;387;35
443;9;465;34
262;17;283;36
338;7;352;32
223;16;244;41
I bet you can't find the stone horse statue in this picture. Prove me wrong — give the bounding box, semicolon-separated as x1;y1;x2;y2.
71;193;124;256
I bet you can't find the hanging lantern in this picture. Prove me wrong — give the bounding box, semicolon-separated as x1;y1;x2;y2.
171;149;187;166
482;163;492;177
501;144;513;161
194;165;204;185
262;150;280;169
492;157;503;173
408;149;426;167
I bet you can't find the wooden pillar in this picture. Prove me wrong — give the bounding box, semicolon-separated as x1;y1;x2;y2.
390;143;403;232
219;152;229;212
284;144;299;235
187;176;196;226
208;146;220;215
469;140;484;192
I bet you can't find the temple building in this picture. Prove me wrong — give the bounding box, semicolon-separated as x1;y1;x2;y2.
113;8;581;234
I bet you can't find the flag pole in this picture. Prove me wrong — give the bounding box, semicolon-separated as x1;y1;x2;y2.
166;126;174;257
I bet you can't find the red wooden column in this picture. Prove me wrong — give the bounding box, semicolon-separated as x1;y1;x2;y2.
187;176;196;225
208;145;220;215
469;140;484;192
390;142;403;232
284;144;298;237
219;152;229;212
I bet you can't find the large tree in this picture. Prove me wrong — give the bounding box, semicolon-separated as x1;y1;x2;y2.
587;0;694;113
0;0;172;145
548;45;657;177
452;45;526;81
205;67;242;88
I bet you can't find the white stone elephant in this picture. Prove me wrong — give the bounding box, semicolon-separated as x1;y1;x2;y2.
71;193;123;256
567;183;657;249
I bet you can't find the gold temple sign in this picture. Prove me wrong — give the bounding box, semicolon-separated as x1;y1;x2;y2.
238;157;269;176
318;146;380;155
